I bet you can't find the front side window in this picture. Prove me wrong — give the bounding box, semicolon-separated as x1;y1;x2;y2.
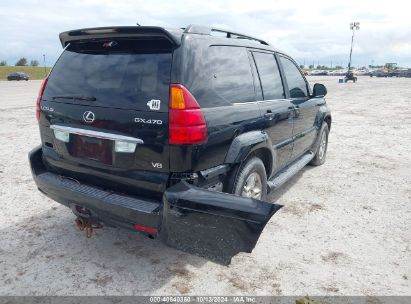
279;56;309;98
252;52;284;100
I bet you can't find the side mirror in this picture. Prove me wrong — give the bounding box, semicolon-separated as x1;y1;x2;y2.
313;83;327;97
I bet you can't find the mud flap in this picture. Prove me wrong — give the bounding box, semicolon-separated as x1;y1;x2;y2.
161;181;282;265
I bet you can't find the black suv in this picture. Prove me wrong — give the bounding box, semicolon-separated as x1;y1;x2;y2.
29;25;331;264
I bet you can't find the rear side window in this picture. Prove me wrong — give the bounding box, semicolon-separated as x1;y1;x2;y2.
43;39;172;111
208;46;255;103
252;52;284;100
279;56;309;98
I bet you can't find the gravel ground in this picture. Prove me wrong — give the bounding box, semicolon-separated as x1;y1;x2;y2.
0;76;410;295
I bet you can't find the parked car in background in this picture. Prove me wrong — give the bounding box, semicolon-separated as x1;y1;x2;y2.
310;70;329;76
397;69;411;78
328;70;344;76
369;69;389;77
355;69;369;76
7;72;29;81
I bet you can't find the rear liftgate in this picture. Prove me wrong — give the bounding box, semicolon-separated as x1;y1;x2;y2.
161;181;282;265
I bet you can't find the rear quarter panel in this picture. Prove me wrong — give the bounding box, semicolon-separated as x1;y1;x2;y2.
169;36;263;172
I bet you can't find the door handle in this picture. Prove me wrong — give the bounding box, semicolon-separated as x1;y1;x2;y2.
287;105;300;118
294;106;301;118
264;111;276;120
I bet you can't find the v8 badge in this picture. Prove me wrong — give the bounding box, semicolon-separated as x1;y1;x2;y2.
147;99;161;111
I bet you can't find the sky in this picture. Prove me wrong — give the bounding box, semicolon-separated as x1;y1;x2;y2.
0;0;410;68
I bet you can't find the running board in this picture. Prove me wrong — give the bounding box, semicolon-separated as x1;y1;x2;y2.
267;151;315;192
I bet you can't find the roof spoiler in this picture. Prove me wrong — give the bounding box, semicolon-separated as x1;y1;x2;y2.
59;26;182;47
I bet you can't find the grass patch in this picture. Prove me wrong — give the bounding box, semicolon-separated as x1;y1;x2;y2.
0;66;51;81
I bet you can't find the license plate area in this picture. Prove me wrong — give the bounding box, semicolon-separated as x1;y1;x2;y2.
71;135;113;165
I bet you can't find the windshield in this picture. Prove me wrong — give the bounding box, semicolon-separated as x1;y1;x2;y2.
43;39;172;112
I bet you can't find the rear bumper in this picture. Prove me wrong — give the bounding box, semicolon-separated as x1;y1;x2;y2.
29;145;161;232
29;145;282;264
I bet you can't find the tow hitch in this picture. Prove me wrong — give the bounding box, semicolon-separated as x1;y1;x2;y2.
71;204;102;238
75;217;103;238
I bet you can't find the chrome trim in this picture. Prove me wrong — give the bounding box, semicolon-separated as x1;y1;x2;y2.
232;100;265;106
50;125;144;144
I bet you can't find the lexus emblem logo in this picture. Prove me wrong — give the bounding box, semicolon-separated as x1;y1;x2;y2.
83;111;95;123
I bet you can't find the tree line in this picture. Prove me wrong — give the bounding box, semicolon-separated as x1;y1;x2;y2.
300;64;345;70
0;58;40;67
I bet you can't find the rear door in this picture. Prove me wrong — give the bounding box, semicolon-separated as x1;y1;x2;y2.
250;51;295;173
278;55;317;160
39;38;173;197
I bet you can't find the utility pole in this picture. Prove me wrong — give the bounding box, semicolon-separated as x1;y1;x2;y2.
348;22;360;71
43;54;46;77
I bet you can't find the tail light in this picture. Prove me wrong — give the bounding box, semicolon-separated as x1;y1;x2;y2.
169;84;208;145
36;78;48;122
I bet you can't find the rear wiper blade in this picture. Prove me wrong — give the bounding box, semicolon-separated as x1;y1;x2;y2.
52;95;97;101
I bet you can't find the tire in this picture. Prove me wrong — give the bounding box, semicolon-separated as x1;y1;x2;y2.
310;123;329;166
232;157;268;201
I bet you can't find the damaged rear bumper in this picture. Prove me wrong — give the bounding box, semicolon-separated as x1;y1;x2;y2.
29;146;282;264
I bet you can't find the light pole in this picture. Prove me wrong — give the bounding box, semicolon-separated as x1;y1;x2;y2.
43;54;46;77
348;22;360;71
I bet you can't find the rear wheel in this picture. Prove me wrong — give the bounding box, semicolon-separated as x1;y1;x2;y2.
232;157;267;201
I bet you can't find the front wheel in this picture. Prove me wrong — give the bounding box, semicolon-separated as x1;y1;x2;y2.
310;123;329;166
232;157;268;201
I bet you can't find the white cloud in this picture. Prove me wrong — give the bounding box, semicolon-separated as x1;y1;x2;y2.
0;0;410;67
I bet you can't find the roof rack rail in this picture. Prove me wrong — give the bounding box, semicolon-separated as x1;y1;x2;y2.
183;24;269;46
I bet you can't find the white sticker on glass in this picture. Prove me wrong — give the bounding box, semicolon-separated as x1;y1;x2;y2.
147;99;161;111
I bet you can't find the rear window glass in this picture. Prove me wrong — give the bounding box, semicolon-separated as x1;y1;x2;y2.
208;46;255;103
43;39;172;111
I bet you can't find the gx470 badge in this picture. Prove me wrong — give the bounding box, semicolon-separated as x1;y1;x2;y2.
134;118;162;125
